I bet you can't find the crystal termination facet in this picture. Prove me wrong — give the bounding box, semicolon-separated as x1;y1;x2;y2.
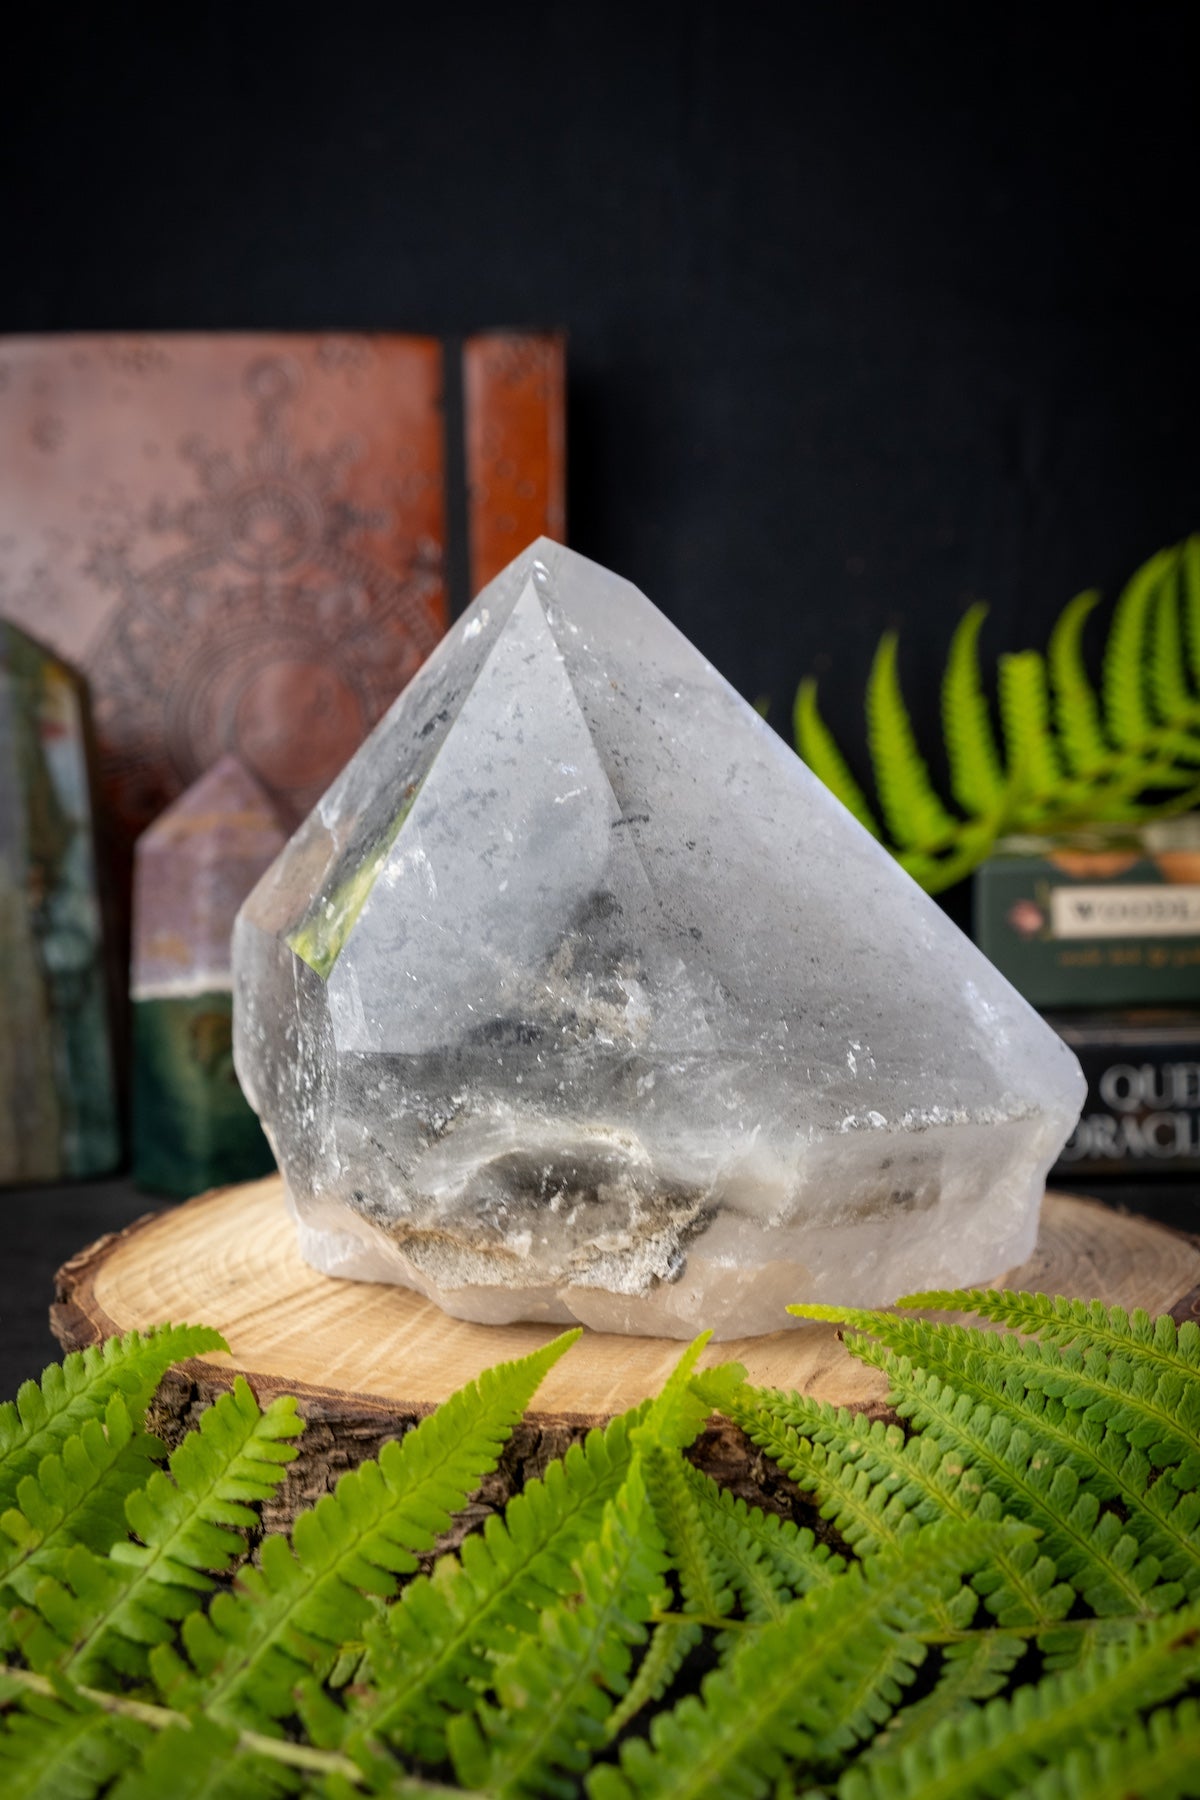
233;540;1085;1339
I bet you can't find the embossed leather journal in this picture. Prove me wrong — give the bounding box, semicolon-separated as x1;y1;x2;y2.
0;331;566;852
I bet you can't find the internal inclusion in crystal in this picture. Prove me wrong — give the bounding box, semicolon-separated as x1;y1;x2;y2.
287;784;419;979
233;538;1085;1339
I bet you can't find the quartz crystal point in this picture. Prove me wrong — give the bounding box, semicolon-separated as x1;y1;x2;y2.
233;539;1085;1339
132;756;284;1195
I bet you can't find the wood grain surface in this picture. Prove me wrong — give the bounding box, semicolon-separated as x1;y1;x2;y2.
53;1173;1200;1420
50;1176;1200;1537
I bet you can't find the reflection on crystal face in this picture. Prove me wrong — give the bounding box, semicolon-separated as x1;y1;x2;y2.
233;538;1085;1339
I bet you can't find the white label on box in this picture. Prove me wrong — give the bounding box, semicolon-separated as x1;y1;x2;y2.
1050;884;1200;938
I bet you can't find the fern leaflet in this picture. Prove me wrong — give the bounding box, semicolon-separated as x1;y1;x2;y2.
1;1394;161;1603
895;1289;1200;1383
0;1680;144;1800
786;1303;1200;1592
0;1665;395;1797
448;1456;670;1799
105;1717;289;1800
791;1303;1194;1584
1183;534;1200;692
862;1629;1025;1758
0;1325;225;1510
793;535;1200;890
442;1339;728;1797
149;1331;578;1734
352;1403;646;1762
677;1462;843;1616
1150;558;1193;729
604;1617;700;1741
997;650;1060;806
866;633;958;849
897;1318;1200;1471
643;1445;734;1623
1014;1698;1200;1800
1046;589;1107;776
731;1387;1069;1630
813;1336;1179;1618
940;603;1005;816
14;1379;301;1685
589;1524;1021;1800
794;679;882;837
1103;547;1176;748
840;1600;1200;1800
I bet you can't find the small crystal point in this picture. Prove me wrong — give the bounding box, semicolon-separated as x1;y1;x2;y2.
132;755;285;1195
233;539;1084;1338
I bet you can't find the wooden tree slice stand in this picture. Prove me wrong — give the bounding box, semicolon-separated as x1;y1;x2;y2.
52;1176;1200;1536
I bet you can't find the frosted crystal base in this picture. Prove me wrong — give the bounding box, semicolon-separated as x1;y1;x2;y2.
233;539;1085;1339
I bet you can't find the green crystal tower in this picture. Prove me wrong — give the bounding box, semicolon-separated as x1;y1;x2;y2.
0;622;120;1180
132;755;283;1195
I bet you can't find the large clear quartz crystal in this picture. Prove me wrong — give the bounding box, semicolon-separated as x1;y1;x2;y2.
233;539;1085;1339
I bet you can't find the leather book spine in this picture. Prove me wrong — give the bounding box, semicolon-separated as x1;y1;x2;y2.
463;331;567;596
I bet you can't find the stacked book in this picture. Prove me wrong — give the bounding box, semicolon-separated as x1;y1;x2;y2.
974;820;1200;1180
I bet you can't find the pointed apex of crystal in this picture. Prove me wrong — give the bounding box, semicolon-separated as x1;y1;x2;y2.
135;756;286;998
143;753;283;841
233;540;1084;1338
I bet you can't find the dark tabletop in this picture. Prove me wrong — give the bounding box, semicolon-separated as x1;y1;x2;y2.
2;1177;1198;1402
2;1179;158;1397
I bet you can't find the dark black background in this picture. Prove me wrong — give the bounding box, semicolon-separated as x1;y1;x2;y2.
5;3;1199;769
3;2;1200;1388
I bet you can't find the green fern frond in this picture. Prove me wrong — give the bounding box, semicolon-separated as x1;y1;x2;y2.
998;650;1061;804
448;1455;669;1800
1047;590;1108;775
150;1331;578;1735
6;1303;1200;1798
0;1665;390;1798
15;1380;301;1685
863;1628;1025;1758
729;1399;919;1556
941;603;1005;814
643;1446;734;1624
896;1289;1200;1383
843;1350;1177;1618
794;679;882;837
0;1326;226;1512
840;1600;1200;1800
677;1462;844;1616
1104;546;1177;748
730;1387;1069;1630
1;1394;162;1604
605;1618;700;1740
866;634;958;850
0;1680;144;1800
353;1403;647;1762
793;534;1200;891
783;1304;1200;1585
105;1717;289;1800
1182;535;1200;690
1014;1698;1200;1800
894;817;1004;894
589;1524;1023;1800
1150;559;1193;726
894;1318;1199;1471
635;1337;745;1455
889;1367;1189;1619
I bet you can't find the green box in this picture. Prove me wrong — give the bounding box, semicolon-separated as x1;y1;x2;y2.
973;824;1200;1009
